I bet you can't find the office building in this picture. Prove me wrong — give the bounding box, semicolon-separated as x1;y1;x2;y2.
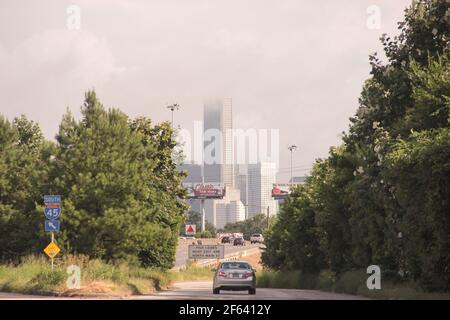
203;98;234;187
247;162;277;218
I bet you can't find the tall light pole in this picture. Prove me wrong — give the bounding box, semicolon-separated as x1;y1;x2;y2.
288;145;298;186
167;103;180;128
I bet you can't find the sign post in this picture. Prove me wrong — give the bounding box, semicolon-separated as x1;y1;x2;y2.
188;245;225;260
43;195;62;270
185;224;196;237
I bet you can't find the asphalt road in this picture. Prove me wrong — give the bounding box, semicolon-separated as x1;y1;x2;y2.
174;239;261;268
132;281;368;300
0;281;368;300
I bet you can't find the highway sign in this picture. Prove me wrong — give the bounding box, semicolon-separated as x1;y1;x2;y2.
188;245;224;259
44;195;61;204
45;220;60;232
44;242;61;259
185;224;196;236
44;206;61;220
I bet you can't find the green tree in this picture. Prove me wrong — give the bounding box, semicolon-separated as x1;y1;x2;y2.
181;210;216;237
53;91;186;268
263;0;450;291
223;214;274;240
262;186;325;273
0;115;50;261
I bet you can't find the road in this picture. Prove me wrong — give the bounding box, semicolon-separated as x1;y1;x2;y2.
135;281;368;300
174;239;261;268
0;281;368;300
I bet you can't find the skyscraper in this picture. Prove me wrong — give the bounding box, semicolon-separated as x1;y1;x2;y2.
203;98;234;187
247;162;277;218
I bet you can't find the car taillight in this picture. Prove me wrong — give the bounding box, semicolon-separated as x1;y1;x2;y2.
244;272;253;278
218;271;227;277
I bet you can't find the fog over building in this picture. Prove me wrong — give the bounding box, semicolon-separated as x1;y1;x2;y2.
203;98;234;188
202;98;246;228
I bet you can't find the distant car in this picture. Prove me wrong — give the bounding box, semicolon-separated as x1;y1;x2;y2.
221;236;231;244
233;237;245;246
250;233;264;244
213;261;256;295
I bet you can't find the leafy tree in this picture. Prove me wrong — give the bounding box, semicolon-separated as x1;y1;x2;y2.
182;210;216;236
0;115;49;261
223;214;276;240
263;0;450;291
53;91;186;268
262;186;325;273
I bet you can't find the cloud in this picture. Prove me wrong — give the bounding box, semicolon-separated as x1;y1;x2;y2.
0;0;412;181
3;29;124;88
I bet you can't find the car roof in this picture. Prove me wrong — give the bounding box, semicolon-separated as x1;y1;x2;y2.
221;260;251;265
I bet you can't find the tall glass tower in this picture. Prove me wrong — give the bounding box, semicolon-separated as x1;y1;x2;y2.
203;98;234;187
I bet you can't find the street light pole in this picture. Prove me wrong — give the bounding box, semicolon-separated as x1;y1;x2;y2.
167;103;180;128
288;145;298;186
201;166;206;232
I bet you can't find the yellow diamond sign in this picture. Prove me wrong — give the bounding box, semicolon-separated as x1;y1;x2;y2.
44;242;60;259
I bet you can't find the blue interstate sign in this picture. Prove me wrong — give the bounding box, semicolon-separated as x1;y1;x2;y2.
44;195;61;204
45;220;60;232
44;207;61;220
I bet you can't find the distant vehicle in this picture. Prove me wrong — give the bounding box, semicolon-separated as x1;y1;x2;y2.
250;233;264;244
233;237;245;246
221;236;232;244
213;261;256;295
186;236;196;240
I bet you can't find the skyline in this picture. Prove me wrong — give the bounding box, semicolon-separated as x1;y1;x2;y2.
0;0;412;182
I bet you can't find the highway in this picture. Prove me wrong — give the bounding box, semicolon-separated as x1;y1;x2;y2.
0;281;368;300
133;281;368;300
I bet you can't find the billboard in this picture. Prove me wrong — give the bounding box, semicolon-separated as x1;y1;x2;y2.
271;184;292;199
184;183;225;199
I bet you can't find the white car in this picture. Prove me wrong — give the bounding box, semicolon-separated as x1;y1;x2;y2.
250;233;264;244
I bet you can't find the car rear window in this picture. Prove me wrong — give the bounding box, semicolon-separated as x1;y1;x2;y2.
221;262;250;269
252;234;261;237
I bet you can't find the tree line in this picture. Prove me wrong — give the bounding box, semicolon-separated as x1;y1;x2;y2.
0;91;187;269
262;0;449;291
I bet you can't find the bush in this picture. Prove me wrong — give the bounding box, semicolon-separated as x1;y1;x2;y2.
333;270;366;295
30;269;65;293
256;270;318;290
318;270;335;291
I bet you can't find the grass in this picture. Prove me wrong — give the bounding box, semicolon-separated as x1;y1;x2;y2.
256;269;450;300
169;265;214;282
0;255;213;297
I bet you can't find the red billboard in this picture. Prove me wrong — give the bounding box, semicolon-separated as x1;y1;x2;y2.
184;183;225;199
271;184;291;199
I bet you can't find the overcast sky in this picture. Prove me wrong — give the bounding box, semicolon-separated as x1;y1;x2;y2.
0;0;412;182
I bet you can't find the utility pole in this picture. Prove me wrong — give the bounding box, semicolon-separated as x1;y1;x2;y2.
288;145;298;186
200;141;206;232
167;103;180;128
267;206;270;229
200;169;206;232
